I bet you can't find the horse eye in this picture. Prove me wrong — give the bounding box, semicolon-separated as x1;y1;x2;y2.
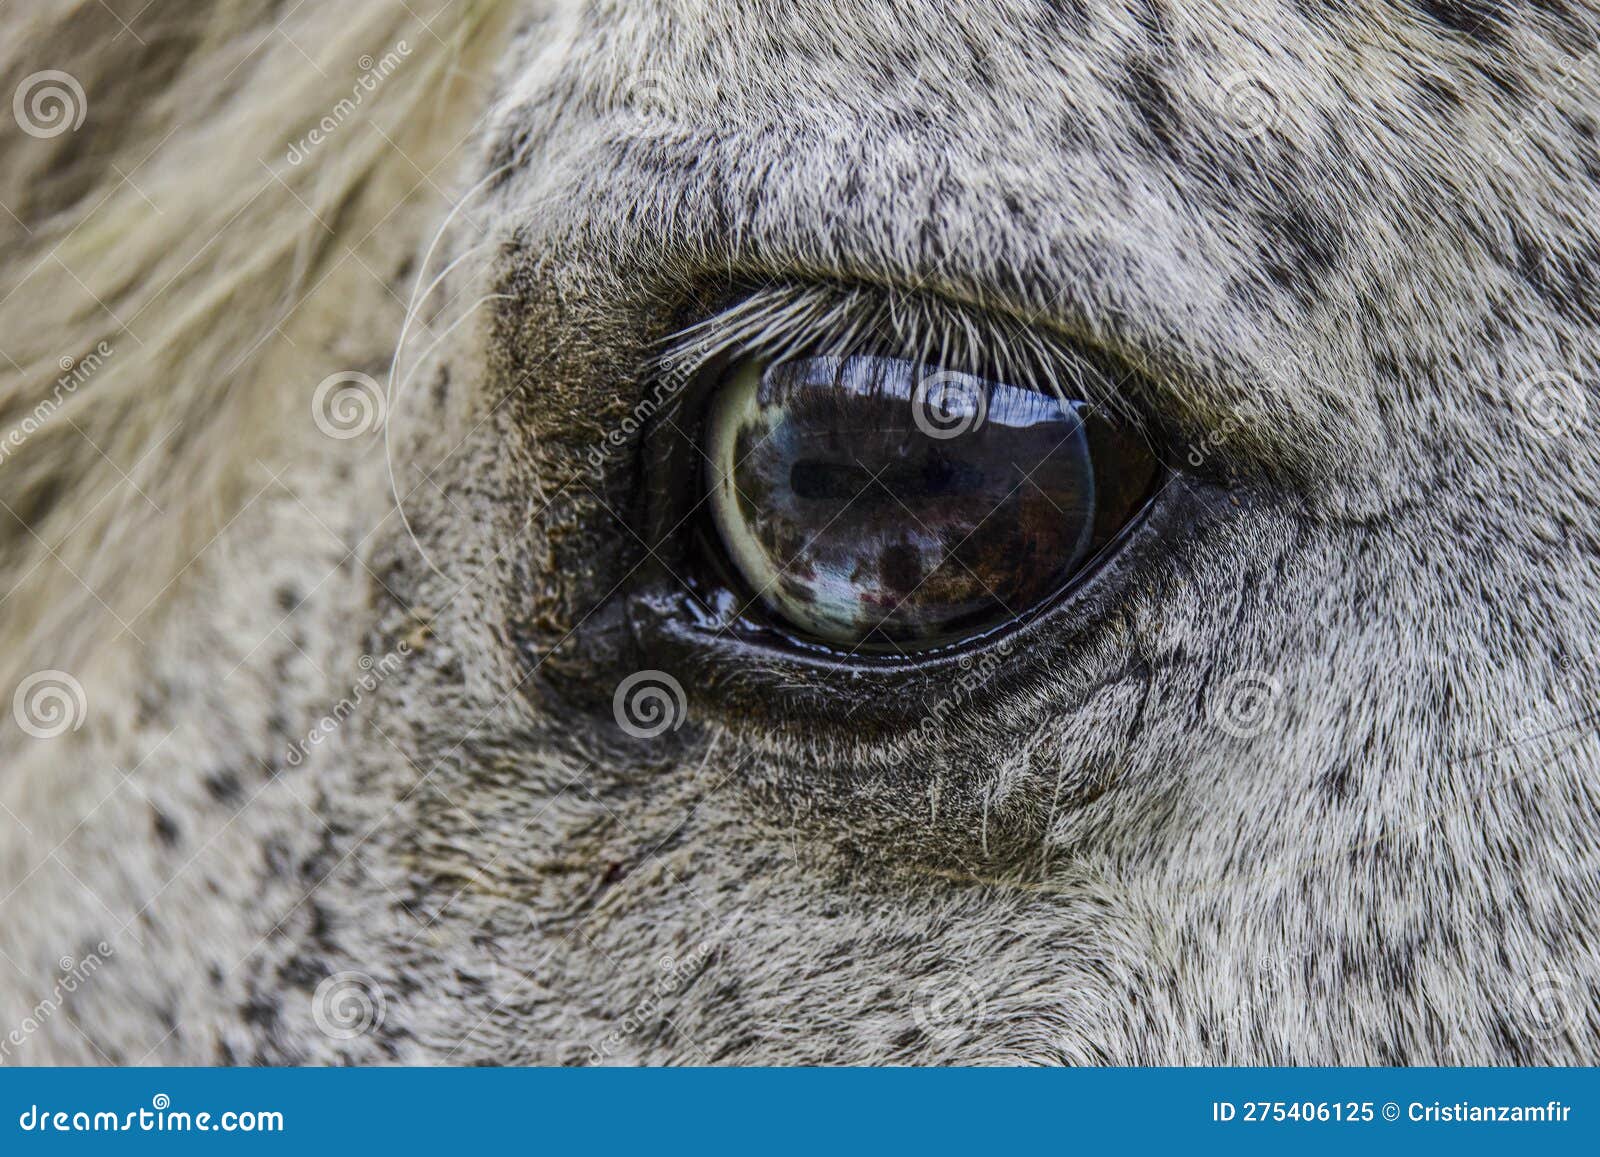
700;354;1159;653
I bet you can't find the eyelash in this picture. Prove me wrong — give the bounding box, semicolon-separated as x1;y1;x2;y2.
647;280;1150;436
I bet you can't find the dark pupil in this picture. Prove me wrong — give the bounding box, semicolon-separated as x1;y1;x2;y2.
704;355;1154;652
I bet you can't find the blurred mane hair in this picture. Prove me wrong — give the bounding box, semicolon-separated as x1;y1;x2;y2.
0;0;515;688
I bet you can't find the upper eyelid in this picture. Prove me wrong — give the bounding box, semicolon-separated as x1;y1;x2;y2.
638;280;1340;490
652;281;1135;416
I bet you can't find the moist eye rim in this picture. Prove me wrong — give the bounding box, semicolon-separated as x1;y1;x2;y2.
618;463;1202;733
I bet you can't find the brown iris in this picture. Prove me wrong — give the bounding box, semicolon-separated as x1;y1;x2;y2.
702;355;1157;652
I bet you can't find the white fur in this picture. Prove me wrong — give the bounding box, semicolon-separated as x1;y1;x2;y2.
2;0;1598;1064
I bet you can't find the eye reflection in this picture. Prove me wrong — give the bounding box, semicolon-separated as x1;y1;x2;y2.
701;355;1158;652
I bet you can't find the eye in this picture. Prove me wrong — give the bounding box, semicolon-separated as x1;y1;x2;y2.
699;353;1159;653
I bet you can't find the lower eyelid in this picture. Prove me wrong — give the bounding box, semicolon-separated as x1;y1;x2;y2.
610;461;1206;735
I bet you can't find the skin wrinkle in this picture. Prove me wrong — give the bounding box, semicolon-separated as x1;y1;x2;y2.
2;0;1600;1064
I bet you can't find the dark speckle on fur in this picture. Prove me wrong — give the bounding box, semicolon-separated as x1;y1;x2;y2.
150;805;181;848
1411;69;1465;114
204;769;244;805
1413;0;1505;43
1039;0;1091;36
1124;58;1183;161
1508;225;1600;324
1258;202;1345;300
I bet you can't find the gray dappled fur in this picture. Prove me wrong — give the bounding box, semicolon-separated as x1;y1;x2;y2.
2;0;1600;1064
